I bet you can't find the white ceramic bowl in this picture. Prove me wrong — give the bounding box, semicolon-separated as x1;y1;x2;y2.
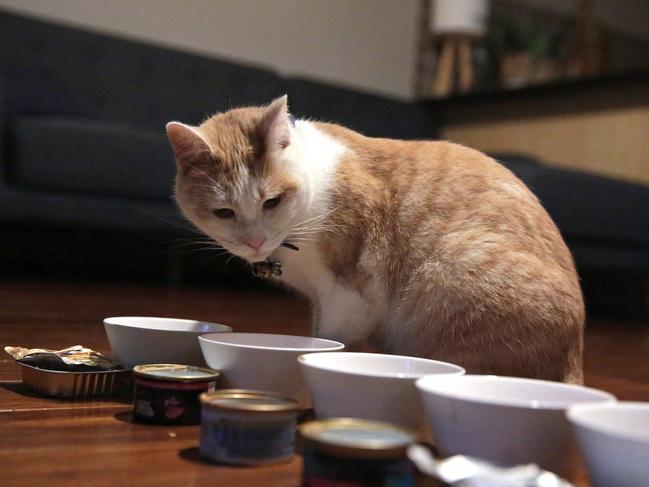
198;332;344;408
416;375;615;475
568;402;649;487
104;316;232;368
299;352;465;432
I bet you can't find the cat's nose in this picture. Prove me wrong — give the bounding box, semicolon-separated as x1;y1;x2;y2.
243;238;265;251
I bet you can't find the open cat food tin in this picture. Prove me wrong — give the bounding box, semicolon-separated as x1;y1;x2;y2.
6;344;128;398
299;418;416;486
132;364;219;425
199;389;298;465
19;362;129;398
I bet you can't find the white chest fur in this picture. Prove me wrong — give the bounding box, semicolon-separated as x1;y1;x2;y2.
273;243;329;303
272;243;380;345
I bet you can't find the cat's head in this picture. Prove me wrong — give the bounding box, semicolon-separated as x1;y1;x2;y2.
166;96;307;262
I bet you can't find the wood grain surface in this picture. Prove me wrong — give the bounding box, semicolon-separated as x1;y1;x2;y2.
0;281;647;486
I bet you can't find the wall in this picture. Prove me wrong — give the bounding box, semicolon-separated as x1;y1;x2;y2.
0;0;420;99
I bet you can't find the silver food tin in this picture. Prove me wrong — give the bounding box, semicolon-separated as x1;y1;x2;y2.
19;362;129;397
199;389;298;465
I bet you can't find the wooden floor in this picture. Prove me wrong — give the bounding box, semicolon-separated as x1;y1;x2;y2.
0;279;648;486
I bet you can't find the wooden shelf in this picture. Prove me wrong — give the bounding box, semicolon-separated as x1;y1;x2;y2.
422;69;649;125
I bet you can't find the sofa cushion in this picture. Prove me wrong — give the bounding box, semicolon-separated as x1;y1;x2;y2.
11;116;175;201
286;77;438;140
0;11;286;129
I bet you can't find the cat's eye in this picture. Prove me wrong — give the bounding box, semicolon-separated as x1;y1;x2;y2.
263;196;282;210
213;208;235;219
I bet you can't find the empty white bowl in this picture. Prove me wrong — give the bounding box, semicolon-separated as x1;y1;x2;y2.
568;402;649;487
104;316;232;368
198;333;344;408
299;352;465;432
416;375;615;475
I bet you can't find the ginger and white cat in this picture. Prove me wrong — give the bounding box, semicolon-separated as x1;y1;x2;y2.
166;96;584;383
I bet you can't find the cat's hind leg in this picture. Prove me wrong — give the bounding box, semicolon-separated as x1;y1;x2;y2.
385;253;584;383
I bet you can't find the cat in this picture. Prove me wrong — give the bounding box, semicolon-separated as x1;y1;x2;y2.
166;95;584;384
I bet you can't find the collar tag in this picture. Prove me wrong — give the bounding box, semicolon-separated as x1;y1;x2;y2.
253;260;282;278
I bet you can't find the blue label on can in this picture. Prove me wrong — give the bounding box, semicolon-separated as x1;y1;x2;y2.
200;417;296;464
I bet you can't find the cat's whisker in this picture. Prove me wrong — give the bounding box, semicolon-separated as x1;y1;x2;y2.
288;226;338;236
292;216;342;231
290;207;340;231
139;209;203;236
293;222;340;231
288;229;324;236
160;232;230;256
286;237;315;244
285;234;327;243
164;236;218;244
224;253;238;270
292;222;340;231
284;235;321;243
290;220;341;231
286;233;322;241
172;241;224;250
182;248;231;256
164;241;229;254
290;219;334;232
291;220;324;231
161;238;209;247
163;235;222;246
164;243;213;253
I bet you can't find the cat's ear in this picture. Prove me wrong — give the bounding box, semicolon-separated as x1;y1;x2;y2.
166;122;212;174
258;95;291;152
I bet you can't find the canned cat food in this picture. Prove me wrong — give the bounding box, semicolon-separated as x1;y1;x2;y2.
132;364;219;425
199;389;298;465
299;418;416;487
